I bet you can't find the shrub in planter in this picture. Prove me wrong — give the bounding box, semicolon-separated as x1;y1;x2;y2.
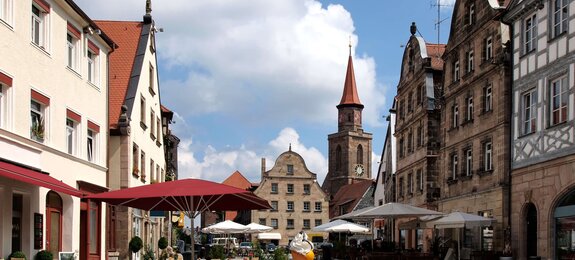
207;245;225;260
158;237;169;250
129;236;144;253
35;250;52;260
9;251;27;260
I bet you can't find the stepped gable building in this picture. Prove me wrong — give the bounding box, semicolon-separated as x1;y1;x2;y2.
97;1;172;258
0;0;114;258
440;0;511;252
393;22;445;251
252;148;329;246
504;0;575;258
322;46;373;198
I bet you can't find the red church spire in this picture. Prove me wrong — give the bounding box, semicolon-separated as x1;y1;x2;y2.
338;42;363;109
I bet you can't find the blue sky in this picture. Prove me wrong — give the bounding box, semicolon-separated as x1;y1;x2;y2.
75;0;455;184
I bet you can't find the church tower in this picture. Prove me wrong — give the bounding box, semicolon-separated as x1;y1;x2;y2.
322;46;373;197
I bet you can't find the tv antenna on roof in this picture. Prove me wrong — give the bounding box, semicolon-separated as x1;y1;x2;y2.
431;0;451;44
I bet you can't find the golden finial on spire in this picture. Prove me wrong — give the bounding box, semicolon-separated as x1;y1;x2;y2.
348;35;352;56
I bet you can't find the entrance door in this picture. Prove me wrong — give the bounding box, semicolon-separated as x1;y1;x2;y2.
46;191;62;257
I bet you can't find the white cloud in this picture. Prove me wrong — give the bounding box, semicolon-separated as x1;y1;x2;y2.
76;0;386;128
175;126;328;183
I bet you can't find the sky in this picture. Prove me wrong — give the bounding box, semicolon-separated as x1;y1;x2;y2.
75;0;455;184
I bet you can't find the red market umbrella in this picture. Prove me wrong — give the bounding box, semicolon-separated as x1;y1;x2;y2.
86;178;270;259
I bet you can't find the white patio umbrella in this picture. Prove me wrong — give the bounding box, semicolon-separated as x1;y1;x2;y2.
312;219;369;233
245;222;273;233
337;202;444;219
202;220;248;234
429;212;495;260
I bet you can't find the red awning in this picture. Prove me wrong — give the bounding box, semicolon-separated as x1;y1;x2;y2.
0;160;83;197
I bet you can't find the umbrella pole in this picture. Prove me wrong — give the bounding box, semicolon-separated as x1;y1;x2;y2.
191;214;196;260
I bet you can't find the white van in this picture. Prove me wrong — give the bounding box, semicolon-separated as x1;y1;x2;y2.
210;237;239;249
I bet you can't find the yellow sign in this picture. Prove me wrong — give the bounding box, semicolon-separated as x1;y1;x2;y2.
178;212;185;228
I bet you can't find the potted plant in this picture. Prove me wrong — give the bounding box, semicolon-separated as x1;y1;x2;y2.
8;251;27;260
30;117;44;141
129;236;144;259
35;250;52;260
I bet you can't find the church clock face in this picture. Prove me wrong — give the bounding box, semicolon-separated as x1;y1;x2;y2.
354;164;365;176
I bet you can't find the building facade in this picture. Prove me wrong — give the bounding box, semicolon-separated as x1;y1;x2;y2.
98;3;168;259
440;0;511;252
252;149;329;246
393;22;444;251
0;0;114;259
504;0;575;258
323;49;373;198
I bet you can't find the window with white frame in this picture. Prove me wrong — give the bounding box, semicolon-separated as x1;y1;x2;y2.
524;14;537;53
468;3;475;25
31;3;48;49
287;164;294;174
484;85;493;112
550;76;568;126
417;169;423;191
451;153;458;179
149;159;155;182
271;219;278;228
407;173;413;194
466;51;474;73
140;150;146;179
303;201;310;212
149;63;155;91
453;60;460;82
0;83;7;129
271;201;278;211
303;219;310;229
271;183;278;194
150;110;155;138
87;128;96;162
30;99;46;142
465;148;473;176
287;183;294;194
452;104;459;128
467;97;474;121
314;202;322;212
286;219;294;229
66;33;79;70
66;118;77;155
303;184;310;195
484;141;492;171
522;89;537;134
552;0;568;38
287;201;294;212
87;51;97;84
132;143;139;175
0;0;13;25
140;96;146;126
484;37;493;61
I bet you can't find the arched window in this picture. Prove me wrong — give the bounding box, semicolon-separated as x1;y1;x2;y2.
555;189;575;259
357;145;363;165
46;191;63;253
336;145;342;171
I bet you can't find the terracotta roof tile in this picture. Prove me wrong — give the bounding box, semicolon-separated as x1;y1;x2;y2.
339;55;363;107
426;43;446;71
222;171;253;221
96;21;143;129
329;180;374;218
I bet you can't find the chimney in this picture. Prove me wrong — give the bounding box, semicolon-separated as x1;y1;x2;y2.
261;158;266;178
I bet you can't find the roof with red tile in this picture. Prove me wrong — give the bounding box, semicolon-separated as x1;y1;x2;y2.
426;43;446;71
338;55;363;108
222;171;253;221
95;21;143;129
329;179;374;219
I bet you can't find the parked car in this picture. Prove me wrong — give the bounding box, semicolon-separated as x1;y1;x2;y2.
266;243;276;253
210;237;239;250
239;242;252;250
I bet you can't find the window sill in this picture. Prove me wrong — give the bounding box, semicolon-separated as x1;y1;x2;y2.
286;192;294;195
149;86;156;96
140;122;147;130
66;66;82;78
447;178;458;185
87;81;100;91
156;140;162;147
30;42;50;56
270;192;278;194
314;210;322;213
477;170;493;177
286;210;294;212
286;227;295;230
479;109;493;117
303;193;310;195
270;210;278;212
303;210;310;213
460;174;473;181
150;133;156;141
518;131;536;139
461;119;474;126
447;126;459;133
303;227;310;230
0;18;14;30
462;70;474;79
548;31;568;43
548;120;568;130
520;49;536;59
